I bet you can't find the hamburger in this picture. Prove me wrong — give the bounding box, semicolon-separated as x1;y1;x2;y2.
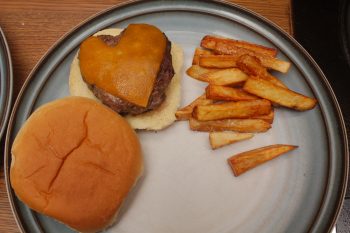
69;24;183;130
10;97;143;232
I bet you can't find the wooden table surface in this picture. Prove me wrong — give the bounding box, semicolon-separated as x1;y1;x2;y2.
0;1;291;232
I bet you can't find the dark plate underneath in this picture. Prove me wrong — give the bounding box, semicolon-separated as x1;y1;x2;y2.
0;28;13;141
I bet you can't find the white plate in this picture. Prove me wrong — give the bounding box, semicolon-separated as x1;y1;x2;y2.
4;1;348;233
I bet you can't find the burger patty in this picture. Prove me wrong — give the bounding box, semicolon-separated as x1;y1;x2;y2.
86;34;175;115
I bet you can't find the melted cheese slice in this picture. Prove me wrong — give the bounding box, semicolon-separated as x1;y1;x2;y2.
79;24;166;107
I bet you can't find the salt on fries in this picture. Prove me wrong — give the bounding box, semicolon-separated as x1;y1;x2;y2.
177;34;316;176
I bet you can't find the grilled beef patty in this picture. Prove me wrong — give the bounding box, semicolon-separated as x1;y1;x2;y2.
83;34;174;115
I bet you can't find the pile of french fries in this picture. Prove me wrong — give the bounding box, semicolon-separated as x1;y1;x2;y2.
176;35;317;176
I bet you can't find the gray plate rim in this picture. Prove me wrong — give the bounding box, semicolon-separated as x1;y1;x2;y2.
4;1;348;233
0;27;13;140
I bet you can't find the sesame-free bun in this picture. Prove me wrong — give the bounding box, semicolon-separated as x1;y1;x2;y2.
10;97;143;232
69;28;183;130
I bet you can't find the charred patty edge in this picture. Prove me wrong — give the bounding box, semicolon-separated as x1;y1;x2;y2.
82;33;174;115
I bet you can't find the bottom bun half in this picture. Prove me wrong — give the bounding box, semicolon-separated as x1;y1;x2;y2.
69;28;183;130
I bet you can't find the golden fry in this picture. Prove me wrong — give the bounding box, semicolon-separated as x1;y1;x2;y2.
237;54;286;88
252;108;275;124
186;65;218;81
175;94;214;120
206;85;258;101
214;42;290;73
192;47;214;65
243;77;317;111
193;99;272;121
258;55;291;74
228;144;298;176
200;35;217;50
200;68;248;86
209;131;254;149
199;55;237;68
189;117;271;133
201;35;277;57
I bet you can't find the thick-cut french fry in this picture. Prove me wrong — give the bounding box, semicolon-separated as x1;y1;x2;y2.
200;35;217;50
206;85;258;101
175;94;214;120
258;56;291;74
237;54;265;76
199;55;237;68
209;131;254;149
192;47;214;65
193;99;271;121
189;117;271;133
201;35;277;57
186;65;218;81
214;42;290;73
237;54;286;88
243;77;317;111
200;68;248;86
228;144;298;176
252;108;274;124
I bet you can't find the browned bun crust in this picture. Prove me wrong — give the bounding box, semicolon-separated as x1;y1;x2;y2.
10;96;143;232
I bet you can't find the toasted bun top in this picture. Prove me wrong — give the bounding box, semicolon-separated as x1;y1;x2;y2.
79;24;166;107
10;97;143;232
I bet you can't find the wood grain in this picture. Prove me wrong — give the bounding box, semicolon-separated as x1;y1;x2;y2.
0;1;290;232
